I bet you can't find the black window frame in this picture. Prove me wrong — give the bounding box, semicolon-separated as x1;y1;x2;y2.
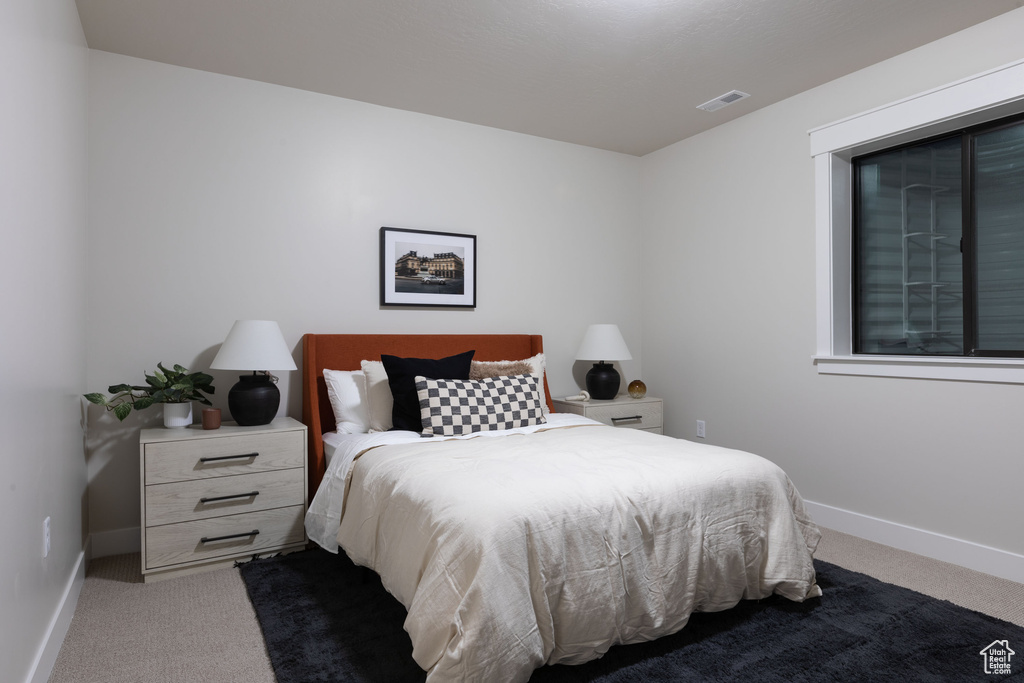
852;110;1024;358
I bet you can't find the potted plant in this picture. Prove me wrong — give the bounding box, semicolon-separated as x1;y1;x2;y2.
85;363;215;428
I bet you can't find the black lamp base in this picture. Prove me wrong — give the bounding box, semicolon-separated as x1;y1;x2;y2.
585;362;620;400
227;373;280;426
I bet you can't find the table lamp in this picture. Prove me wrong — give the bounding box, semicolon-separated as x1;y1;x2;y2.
210;320;297;426
575;324;632;400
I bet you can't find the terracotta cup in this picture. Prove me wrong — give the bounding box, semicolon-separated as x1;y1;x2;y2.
202;408;221;430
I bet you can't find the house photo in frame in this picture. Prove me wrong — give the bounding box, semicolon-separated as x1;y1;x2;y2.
380;227;477;308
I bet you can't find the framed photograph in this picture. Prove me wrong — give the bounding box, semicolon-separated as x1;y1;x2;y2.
380;227;477;308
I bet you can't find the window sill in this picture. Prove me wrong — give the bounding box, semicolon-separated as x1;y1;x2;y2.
813;355;1024;384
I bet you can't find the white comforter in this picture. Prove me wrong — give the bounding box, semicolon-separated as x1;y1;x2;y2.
306;418;821;683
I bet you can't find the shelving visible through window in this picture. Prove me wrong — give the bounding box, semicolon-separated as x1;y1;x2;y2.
853;114;1024;357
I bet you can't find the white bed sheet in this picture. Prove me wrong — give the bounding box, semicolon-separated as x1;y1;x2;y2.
306;413;595;552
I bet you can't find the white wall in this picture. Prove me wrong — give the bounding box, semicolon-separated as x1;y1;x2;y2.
5;5;1017;679
85;51;643;547
0;0;89;681
641;9;1024;567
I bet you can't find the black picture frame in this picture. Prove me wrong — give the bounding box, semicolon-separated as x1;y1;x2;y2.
379;227;477;308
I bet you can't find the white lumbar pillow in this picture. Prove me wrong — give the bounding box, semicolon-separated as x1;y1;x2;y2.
360;360;394;433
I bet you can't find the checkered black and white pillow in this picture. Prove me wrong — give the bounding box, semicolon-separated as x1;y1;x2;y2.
416;374;547;437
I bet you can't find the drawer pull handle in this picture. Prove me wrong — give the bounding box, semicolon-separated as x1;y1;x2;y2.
199;491;260;504
200;530;260;544
611;415;643;423
199;452;259;463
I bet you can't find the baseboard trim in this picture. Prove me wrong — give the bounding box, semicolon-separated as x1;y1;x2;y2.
805;500;1024;584
25;550;86;683
90;526;140;558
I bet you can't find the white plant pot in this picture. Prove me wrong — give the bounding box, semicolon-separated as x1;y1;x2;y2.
163;402;193;428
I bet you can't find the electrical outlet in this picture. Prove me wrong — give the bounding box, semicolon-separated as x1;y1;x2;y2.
696;420;706;439
43;516;51;558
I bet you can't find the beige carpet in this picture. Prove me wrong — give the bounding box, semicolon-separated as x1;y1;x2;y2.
49;527;1024;682
815;528;1024;627
48;556;275;683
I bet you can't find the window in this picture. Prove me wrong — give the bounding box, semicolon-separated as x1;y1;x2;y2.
811;57;1024;383
853;114;1024;357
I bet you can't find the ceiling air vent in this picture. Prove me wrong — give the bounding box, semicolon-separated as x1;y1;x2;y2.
696;90;750;112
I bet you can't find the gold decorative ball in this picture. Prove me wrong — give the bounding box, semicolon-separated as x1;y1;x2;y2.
627;379;647;399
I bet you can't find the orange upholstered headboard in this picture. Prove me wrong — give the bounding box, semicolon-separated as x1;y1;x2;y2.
301;333;553;497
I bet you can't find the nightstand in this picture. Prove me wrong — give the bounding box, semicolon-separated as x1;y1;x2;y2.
553;394;663;434
139;416;308;582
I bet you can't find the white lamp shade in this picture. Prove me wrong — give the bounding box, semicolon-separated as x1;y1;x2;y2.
210;320;298;372
575;324;632;361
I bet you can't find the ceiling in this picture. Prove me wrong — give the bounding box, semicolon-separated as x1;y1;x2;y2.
75;0;1022;156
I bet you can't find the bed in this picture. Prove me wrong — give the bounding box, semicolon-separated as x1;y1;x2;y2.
301;333;821;683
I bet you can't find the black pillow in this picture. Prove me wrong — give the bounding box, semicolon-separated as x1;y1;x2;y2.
381;350;475;432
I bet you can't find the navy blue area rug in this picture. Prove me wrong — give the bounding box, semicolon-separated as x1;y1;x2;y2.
239;547;1023;682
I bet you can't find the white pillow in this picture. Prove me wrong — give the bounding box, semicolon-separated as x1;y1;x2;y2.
360;359;393;433
322;369;370;434
469;353;549;414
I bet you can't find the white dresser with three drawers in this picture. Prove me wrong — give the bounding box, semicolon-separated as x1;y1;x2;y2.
139;417;307;582
552;394;663;434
